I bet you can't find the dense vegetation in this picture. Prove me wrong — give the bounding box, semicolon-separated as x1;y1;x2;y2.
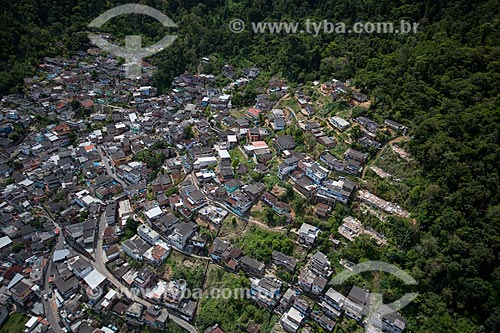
0;313;28;333
236;226;294;263
1;0;500;332
196;268;277;331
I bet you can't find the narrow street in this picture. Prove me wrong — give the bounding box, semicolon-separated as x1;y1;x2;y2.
95;211;199;333
40;147;199;333
38;206;65;333
96;146;127;188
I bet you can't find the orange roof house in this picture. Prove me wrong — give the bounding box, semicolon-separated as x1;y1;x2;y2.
52;123;71;136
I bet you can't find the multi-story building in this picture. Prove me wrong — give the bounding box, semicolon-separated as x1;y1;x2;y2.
316;178;356;205
305;162;329;184
143;242;171;266
329;116;350;131
144;306;170;331
298;223;320;247
167;222;198;251
138;224;160;246
7;275;35;306
126;302;145;326
280;307;306;333
240;256;265;277
164;280;187;306
134;267;155;291
278;155;300;180
250;277;282;308
320;287;345;319
226;189;253;216
121;235;151;261
180;184;208;212
272;250;298;272
343;286;369;322
309;251;333;278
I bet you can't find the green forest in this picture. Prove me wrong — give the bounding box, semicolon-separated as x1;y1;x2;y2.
1;0;500;332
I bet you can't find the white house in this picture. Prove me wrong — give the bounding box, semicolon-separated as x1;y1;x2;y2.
330;116;350;131
298;223;320;247
137;224;160;246
145;206;163;223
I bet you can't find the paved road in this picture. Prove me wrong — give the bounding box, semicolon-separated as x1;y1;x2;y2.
96;146;127;188
95;212;199;333
94;144;198;332
38;206;65;333
96;144;198;331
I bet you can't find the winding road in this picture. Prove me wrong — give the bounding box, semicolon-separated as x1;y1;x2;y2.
96;146;127;188
95;211;199;333
40;146;198;333
38;206;65;333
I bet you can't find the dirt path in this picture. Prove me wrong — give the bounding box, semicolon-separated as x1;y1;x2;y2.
247;216;287;233
362;135;409;179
